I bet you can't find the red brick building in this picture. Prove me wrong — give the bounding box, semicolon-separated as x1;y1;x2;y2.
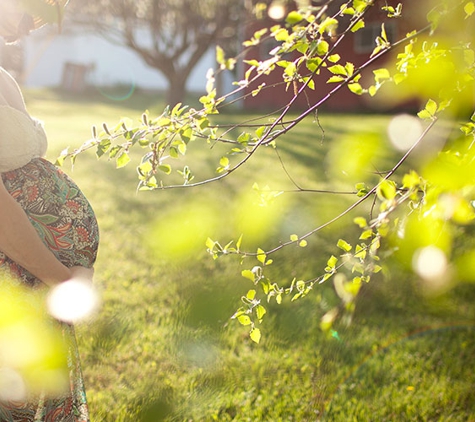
242;0;413;112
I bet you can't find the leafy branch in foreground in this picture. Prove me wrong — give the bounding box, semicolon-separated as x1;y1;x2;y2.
60;0;475;342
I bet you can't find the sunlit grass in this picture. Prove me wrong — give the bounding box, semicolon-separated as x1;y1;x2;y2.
23;88;475;421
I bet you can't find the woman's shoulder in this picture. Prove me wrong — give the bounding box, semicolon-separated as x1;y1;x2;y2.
0;67;28;113
0;68;48;172
0;105;48;172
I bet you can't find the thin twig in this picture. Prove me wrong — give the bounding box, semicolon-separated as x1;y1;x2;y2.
245;117;439;256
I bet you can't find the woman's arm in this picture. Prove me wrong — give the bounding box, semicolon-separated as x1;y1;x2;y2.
0;177;72;286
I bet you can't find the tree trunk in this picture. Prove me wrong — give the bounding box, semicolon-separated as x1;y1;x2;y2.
166;73;189;106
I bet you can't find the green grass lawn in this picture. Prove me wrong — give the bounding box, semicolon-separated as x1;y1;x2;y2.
25;88;475;422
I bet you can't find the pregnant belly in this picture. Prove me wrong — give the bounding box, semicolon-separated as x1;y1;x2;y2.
1;158;99;286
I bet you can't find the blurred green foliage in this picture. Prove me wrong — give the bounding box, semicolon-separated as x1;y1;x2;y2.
4;0;475;419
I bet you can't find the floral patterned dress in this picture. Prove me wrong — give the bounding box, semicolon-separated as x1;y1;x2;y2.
0;158;99;422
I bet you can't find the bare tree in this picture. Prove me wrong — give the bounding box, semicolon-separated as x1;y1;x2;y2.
68;0;249;105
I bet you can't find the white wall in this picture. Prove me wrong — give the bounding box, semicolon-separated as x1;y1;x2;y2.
22;26;232;94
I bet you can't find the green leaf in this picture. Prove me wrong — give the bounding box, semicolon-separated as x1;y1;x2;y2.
96;138;111;158
417;109;432;120
216;45;225;65
261;278;271;295
251;83;266;97
206;237;216;250
417;99;438;120
296;41;309;55
427;8;441;32
465;1;475;17
291;292;302;302
242;28;267;47
237;315;252;326
137;161;153;176
306;57;323;73
327;255;338;269
356;182;369;196
257;248;267;264
426;99;438;115
244;59;260;67
256;305;267;321
255;126;266;138
377;180;397;201
277;59;291;68
116;152;131;168
219;156;230;168
368;85;378;96
370;43;386;58
345;62;355;76
328;64;347;76
318;17;338;34
341;6;355;15
354;217;368;228
306;79;315;90
327;75;345;83
380;23;388;42
274;28;289;42
236;234;243;250
55;147;69;167
348;83;364;95
286;11;304;25
157;117;171;126
180;127;193;143
284;62;297;77
158;164;172;174
237;132;251;145
402;170;421;189
353;0;369;13
171;103;185;116
373;68;391;82
360;229;373;240
351;19;365;32
250;327;261;343
246;289;257;300
177;142;187;155
242;270;256;282
337;239;352;252
316;39;329;56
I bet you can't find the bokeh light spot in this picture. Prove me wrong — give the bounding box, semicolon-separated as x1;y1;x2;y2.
268;2;286;20
413;245;448;281
387;114;423;152
0;368;27;402
146;200;220;261
47;279;100;323
97;82;136;101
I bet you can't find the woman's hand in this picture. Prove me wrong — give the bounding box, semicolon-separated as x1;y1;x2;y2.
0;178;71;286
68;266;94;283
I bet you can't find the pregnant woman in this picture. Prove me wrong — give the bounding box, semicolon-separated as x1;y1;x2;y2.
0;1;99;421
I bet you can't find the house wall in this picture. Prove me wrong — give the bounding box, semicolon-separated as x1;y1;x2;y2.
242;0;414;112
6;25;233;96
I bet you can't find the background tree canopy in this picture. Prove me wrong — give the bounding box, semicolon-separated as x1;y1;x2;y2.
67;0;252;105
61;0;475;344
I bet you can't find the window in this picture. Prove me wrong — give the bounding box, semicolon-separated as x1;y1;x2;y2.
354;21;397;54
